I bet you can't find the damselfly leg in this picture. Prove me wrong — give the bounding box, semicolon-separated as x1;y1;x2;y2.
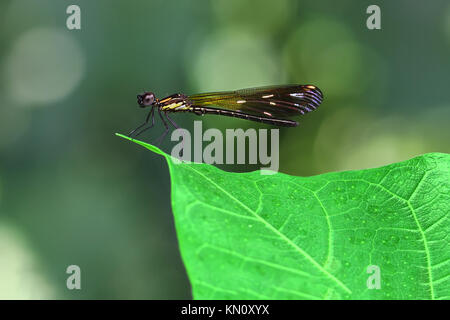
165;112;179;130
129;107;155;138
164;112;186;157
154;109;169;146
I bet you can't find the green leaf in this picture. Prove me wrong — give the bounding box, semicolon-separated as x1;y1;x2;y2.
116;133;450;300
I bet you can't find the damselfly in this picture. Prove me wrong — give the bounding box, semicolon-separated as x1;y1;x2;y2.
129;85;323;143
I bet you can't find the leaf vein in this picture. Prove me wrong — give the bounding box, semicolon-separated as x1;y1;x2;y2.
184;165;352;294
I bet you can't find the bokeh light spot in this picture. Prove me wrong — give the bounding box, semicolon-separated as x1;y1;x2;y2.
313;108;431;172
188;29;283;92
4;27;85;106
212;0;293;35
0;223;55;299
283;18;365;98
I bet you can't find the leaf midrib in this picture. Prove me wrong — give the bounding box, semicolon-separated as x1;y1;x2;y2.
182;164;352;295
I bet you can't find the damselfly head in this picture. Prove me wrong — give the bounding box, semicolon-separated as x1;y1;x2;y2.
137;92;156;108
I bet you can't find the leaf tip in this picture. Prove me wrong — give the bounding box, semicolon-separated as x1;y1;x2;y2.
115;132;166;157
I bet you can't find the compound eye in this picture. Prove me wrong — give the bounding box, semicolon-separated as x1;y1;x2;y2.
144;93;154;106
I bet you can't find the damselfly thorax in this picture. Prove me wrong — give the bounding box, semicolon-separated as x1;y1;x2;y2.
129;84;323;144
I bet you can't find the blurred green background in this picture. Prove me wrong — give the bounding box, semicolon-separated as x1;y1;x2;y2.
0;0;449;299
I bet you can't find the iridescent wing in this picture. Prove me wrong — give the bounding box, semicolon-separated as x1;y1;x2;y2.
187;85;323;118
